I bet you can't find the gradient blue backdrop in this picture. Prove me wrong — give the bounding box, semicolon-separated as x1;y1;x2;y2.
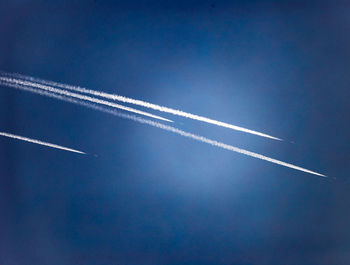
1;1;349;264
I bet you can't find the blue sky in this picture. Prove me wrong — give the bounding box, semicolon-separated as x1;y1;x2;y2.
0;1;349;264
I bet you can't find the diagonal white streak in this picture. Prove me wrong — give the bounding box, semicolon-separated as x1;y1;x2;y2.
1;72;281;141
111;114;326;177
0;76;173;123
95;108;326;177
0;80;325;177
0;131;86;154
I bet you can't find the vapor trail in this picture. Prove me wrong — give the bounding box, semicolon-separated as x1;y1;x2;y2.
1;72;281;141
0;76;173;123
0;131;85;154
95;108;325;177
1;81;324;177
112;113;325;177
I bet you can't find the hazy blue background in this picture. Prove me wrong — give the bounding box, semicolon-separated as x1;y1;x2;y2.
0;1;349;264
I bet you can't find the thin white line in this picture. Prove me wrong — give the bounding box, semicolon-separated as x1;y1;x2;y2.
0;132;86;154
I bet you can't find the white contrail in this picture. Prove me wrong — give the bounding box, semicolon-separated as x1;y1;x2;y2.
0;131;86;154
1;72;282;141
112;113;326;177
99;108;325;177
0;79;325;177
0;76;173;123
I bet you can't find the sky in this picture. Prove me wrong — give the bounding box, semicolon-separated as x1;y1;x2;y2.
0;1;350;264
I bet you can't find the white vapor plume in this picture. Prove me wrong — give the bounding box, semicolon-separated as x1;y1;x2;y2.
0;132;86;154
0;78;325;177
0;76;173;123
1;72;282;141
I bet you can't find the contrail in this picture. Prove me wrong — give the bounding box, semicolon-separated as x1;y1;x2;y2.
110;113;326;177
1;72;282;141
0;78;325;177
96;108;325;177
0;76;173;123
0;131;86;154
1;81;324;177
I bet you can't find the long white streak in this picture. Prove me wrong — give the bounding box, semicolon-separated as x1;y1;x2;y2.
0;132;86;154
2;72;281;141
0;76;173;123
0;80;325;177
111;113;326;177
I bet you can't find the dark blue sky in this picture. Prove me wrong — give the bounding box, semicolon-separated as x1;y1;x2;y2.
1;1;350;264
